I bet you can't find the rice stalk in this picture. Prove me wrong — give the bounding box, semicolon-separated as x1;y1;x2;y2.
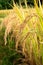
34;0;43;30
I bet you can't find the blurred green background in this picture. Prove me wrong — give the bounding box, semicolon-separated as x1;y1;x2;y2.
0;0;34;9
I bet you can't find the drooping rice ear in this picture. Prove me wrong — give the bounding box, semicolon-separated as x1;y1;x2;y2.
4;21;13;45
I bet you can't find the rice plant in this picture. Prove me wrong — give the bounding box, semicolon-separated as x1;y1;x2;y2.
0;0;43;65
